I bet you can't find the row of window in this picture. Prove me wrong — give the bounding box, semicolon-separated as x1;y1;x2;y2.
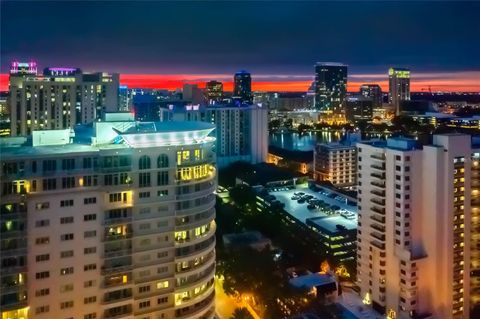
36;230;97;244
36;264;97;279
35;214;96;227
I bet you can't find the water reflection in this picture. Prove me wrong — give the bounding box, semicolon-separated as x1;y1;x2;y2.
269;131;391;151
269;131;343;151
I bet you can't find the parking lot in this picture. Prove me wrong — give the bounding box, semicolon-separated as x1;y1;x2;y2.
269;184;357;224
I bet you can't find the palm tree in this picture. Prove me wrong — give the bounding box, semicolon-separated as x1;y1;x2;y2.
230;307;254;319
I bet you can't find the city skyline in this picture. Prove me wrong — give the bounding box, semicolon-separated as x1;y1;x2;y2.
1;70;480;92
1;1;479;92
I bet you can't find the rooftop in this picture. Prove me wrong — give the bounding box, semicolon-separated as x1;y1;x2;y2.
315;62;347;67
359;137;422;151
0;118;215;159
270;184;357;225
289;272;336;289
307;215;357;233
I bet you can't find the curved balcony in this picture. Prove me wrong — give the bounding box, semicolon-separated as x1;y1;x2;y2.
174;279;215;307
175;250;215;275
175;208;215;231
175;225;216;247
176;183;216;201
175;290;215;319
175;263;215;291
175;237;216;262
175;197;216;217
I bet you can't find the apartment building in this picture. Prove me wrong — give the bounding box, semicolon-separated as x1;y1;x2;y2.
9;63;119;136
1;114;216;319
160;103;268;168
314;143;357;188
356;134;480;319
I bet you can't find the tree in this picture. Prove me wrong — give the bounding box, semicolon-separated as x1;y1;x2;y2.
219;161;254;187
229;184;257;213
297;123;313;134
268;119;281;131
230;308;254;319
284;118;293;129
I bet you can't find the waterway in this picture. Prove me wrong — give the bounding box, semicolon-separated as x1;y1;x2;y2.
269;131;344;151
269;130;393;151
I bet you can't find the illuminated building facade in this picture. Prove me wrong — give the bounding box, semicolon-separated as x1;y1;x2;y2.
314;62;347;115
233;71;252;103
357;134;480;319
0;114;216;319
9;62;119;136
160;103;268;168
314;141;357;188
360;84;383;109
182;84;205;105
118;85;132;111
205;81;223;104
204;104;268;168
345;96;373;123
388;67;411;115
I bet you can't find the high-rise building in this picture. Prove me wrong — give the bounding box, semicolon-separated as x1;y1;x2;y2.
345;96;373;123
0;92;8;117
9;62;119;136
159;103;268;168
0;114;217;319
182;84;205;105
205;81;223;104
233;71;252;103
314;62;348;114
313;133;359;188
118;85;132;111
388;67;411;115
356;134;480;319
360;84;383;109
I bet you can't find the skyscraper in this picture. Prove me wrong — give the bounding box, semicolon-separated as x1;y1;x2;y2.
233;71;252;103
356;134;480;319
182;84;205;105
0;114;217;319
158;103;268;168
360;84;383;109
118;85;132;111
205;81;223;104
8;62;119;136
388;67;411;115
314;62;347;114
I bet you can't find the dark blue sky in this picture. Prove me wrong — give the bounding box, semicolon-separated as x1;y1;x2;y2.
1;1;479;75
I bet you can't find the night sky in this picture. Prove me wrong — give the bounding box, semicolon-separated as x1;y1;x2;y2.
1;1;479;91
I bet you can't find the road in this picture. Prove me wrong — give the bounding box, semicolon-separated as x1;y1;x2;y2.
215;275;262;319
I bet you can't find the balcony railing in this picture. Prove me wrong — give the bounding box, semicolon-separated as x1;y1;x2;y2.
370;197;385;206
371;180;385;189
371;223;385;232
371;164;386;171
371;172;385;179
370;189;385;197
371;239;385;250
371;231;386;241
